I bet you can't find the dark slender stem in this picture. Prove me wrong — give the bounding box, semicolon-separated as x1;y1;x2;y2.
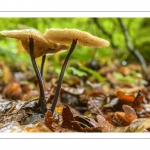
51;39;77;114
40;55;46;78
29;37;46;114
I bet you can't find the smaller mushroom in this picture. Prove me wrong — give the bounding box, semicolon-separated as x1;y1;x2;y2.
44;28;110;114
0;29;69;58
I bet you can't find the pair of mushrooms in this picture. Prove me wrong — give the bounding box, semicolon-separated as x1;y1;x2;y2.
0;28;110;115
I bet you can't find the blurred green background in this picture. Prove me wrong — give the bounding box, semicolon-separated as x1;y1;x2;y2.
0;18;149;74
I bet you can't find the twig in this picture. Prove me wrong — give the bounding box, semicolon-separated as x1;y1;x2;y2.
92;18;118;49
118;18;147;75
87;97;104;117
1;101;13;115
46;87;54;104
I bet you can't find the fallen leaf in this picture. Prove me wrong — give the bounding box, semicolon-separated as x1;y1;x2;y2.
44;110;55;130
62;105;83;131
125;118;150;132
97;115;115;132
2;82;22;100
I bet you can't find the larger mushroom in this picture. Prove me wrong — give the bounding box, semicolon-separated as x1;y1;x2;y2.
44;28;110;114
0;29;69;114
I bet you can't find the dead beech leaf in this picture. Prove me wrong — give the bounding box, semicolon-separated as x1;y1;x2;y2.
125;118;150;132
51;122;65;132
24;122;52;132
44;110;55;130
61;86;85;95
113;112;130;126
74;115;99;128
116;91;135;103
62;105;82;131
2;82;22;100
123;105;137;122
97;115;115;132
113;105;137;126
132;90;144;111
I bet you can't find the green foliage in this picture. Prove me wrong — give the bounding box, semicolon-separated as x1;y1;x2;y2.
113;72;147;84
0;18;149;73
78;63;106;82
67;66;88;77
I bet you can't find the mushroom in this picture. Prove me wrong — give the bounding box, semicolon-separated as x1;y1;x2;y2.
44;28;109;47
0;29;69;114
44;28;110;114
0;29;69;58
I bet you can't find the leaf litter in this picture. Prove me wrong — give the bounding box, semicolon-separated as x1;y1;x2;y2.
0;58;150;132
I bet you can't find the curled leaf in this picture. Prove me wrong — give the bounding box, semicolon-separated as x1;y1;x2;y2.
97;115;115;132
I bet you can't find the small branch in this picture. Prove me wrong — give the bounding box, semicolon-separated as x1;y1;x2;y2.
92;18;118;49
87;97;104;117
118;18;147;75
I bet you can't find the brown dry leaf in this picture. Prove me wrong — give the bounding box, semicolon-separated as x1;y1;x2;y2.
51;121;66;132
74;115;99;128
113;105;137;126
62;105;83;131
116;91;135;103
113;112;130;126
22;90;39;101
44;110;55;130
123;105;137;122
2;82;23;100
119;66;130;76
61;86;85;95
132;90;145;111
97;115;115;132
24;122;52;132
125;118;150;132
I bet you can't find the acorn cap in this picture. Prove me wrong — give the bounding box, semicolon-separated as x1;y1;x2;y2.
0;29;69;58
44;28;110;48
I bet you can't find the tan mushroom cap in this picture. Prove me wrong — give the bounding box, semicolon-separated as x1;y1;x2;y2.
0;29;69;58
44;28;110;48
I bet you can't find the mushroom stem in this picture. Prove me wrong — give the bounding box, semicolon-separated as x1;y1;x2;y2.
51;39;77;114
29;37;46;114
40;55;46;77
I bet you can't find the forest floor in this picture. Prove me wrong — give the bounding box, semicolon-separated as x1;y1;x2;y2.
0;59;150;132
